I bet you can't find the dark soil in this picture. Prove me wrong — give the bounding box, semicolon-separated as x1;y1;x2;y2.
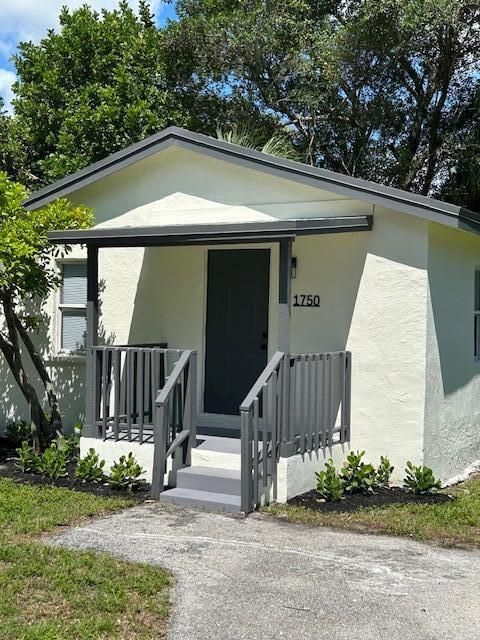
289;486;453;513
0;438;150;502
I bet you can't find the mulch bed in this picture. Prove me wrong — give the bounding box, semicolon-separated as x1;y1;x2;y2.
289;486;453;513
0;438;151;502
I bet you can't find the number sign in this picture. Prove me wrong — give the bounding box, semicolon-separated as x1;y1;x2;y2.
293;294;320;308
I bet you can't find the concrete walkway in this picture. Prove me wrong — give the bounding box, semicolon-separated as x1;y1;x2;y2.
53;503;480;640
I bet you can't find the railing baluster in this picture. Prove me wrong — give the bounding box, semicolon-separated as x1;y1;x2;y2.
240;410;252;513
271;371;278;502
343;352;352;442
290;356;297;450
307;355;314;452
313;354;320;451
113;349;120;441
299;355;306;454
101;348;108;439
137;349;144;443
321;354;327;449
328;354;333;445
126;350;132;441
253;398;259;506
262;383;269;492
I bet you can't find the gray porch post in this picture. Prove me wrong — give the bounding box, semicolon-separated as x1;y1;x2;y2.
278;239;295;456
278;238;292;352
84;244;99;438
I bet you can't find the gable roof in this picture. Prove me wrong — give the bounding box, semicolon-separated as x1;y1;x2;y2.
23;126;480;235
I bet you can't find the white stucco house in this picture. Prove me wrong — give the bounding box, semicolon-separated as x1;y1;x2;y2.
12;126;480;511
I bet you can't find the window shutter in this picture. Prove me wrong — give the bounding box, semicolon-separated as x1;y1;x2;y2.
61;263;87;304
61;310;87;352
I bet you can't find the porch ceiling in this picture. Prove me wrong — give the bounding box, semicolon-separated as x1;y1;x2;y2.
48;215;373;247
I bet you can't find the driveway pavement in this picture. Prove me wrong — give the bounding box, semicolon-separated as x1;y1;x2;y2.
52;503;480;639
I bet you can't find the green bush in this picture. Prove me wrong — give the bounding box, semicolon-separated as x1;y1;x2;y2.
58;433;80;461
376;455;394;487
15;441;39;473
6;420;30;446
403;462;441;495
108;453;145;492
315;459;344;501
37;443;68;480
75;449;105;483
340;450;378;494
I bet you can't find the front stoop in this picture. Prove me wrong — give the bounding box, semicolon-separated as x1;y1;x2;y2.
159;436;243;513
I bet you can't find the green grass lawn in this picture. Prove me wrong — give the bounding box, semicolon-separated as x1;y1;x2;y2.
0;478;171;640
265;475;480;548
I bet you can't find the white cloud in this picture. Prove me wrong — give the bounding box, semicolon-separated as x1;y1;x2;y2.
0;68;16;112
0;1;166;112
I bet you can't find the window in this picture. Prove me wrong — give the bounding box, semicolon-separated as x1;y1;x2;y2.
475;270;480;359
59;262;87;353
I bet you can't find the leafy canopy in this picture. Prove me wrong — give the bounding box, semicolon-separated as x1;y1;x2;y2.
0;172;92;300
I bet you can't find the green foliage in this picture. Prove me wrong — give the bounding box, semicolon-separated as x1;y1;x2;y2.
108;453;146;492
10;1;267;187
75;449;106;483
315;459;344;501
174;0;480;200
37;443;68;480
5;420;30;446
58;432;81;461
15;441;39;473
377;455;394;487
403;462;442;495
340;450;378;494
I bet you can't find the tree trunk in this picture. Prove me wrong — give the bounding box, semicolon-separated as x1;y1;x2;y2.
14;315;63;438
0;292;53;449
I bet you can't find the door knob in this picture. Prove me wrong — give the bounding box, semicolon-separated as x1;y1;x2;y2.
262;332;268;339
261;344;267;350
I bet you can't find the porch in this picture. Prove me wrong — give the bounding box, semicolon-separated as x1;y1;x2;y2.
49;218;365;512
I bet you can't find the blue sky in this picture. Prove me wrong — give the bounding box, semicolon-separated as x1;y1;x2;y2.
0;1;177;112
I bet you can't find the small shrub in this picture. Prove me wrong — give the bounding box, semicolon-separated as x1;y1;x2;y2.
315;459;344;501
376;455;394;487
6;420;31;446
403;462;441;495
340;450;378;494
37;443;68;480
75;449;105;483
15;441;39;473
108;453;145;492
58;433;80;461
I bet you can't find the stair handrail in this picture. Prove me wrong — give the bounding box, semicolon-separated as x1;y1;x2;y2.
240;351;286;513
151;350;197;499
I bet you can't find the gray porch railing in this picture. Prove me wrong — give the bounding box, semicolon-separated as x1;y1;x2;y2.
151;350;197;499
240;350;351;513
88;345;183;442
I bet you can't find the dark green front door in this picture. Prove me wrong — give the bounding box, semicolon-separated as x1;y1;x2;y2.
204;249;270;416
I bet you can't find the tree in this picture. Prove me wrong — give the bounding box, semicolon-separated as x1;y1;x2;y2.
0;98;31;185
0;173;92;449
171;0;480;198
12;0;272;187
441;89;480;212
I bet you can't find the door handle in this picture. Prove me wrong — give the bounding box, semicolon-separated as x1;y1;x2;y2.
262;331;268;339
260;344;267;350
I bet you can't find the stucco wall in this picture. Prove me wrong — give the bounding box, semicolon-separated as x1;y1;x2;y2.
424;223;480;480
2;146;431;480
291;208;428;478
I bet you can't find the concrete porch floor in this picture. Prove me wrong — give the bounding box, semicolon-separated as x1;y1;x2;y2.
52;503;480;640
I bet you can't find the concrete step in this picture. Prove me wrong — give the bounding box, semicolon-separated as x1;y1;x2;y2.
176;466;241;496
159;487;241;513
192;435;241;470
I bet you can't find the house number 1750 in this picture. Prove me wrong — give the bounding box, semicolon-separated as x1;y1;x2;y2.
293;294;320;307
